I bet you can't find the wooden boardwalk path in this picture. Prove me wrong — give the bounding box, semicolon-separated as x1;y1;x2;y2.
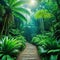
17;43;40;60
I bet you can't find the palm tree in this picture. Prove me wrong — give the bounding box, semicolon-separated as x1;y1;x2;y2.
0;0;30;35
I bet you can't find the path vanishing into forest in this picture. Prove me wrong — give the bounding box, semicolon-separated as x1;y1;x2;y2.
17;42;40;60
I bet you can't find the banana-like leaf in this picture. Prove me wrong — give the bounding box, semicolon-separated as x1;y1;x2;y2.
5;0;24;7
12;7;30;15
13;11;27;21
4;0;29;23
11;1;25;8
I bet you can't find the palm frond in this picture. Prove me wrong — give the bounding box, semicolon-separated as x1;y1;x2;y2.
4;0;29;22
11;1;25;8
13;11;27;21
12;7;30;15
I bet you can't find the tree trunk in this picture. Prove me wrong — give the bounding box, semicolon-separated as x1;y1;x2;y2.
40;18;45;34
1;15;7;36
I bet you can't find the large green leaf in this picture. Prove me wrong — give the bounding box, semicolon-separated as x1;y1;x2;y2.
13;11;27;21
12;7;30;15
11;1;25;8
4;0;29;23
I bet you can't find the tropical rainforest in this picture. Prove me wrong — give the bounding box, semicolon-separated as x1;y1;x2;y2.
0;0;60;60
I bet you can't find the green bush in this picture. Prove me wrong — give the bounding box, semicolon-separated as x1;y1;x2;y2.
32;34;60;60
0;36;26;60
15;36;26;50
31;34;49;46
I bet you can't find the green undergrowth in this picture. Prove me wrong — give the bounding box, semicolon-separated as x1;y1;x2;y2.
31;34;60;60
0;35;26;60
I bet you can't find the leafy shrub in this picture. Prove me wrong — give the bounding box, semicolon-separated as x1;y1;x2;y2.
0;36;26;60
32;34;60;60
15;36;26;50
31;34;49;46
38;42;60;60
38;39;60;51
32;34;60;50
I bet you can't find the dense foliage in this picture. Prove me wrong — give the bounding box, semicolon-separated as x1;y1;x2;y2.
0;0;60;60
0;36;26;60
31;34;60;60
